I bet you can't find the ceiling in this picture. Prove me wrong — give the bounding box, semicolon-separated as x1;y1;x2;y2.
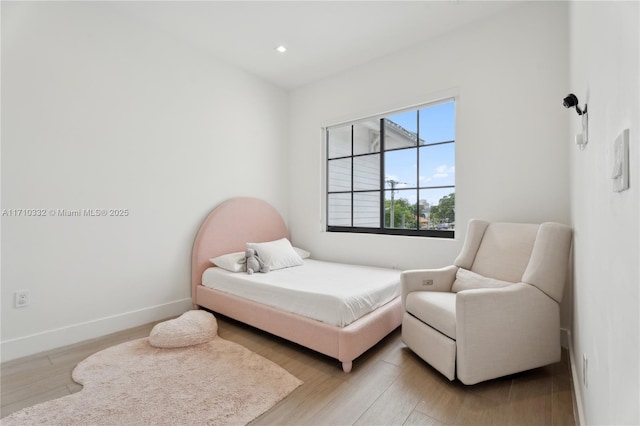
107;1;524;90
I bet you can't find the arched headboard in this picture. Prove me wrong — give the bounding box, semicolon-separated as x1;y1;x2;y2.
191;197;289;305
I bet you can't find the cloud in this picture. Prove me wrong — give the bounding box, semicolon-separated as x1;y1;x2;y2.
432;164;455;179
436;164;455;173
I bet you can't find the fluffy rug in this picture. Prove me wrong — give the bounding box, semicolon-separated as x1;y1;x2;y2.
2;337;302;425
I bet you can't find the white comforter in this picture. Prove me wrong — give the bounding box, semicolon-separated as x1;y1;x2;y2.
202;259;400;327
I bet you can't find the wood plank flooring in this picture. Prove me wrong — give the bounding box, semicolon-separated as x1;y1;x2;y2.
1;314;576;425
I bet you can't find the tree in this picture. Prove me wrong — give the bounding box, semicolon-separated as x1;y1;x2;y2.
384;198;427;229
429;193;455;228
385;198;414;228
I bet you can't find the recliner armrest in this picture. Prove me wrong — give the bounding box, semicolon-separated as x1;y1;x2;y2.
400;265;458;308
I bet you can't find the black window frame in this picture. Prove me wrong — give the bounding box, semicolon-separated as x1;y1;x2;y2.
325;100;455;239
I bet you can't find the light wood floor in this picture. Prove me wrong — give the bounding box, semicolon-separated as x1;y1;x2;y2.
1;314;576;425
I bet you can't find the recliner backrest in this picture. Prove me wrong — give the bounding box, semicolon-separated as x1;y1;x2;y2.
454;219;572;302
471;223;539;283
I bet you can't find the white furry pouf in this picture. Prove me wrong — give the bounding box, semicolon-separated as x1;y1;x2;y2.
149;310;218;348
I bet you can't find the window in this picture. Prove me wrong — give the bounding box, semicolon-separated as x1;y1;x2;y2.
326;99;455;238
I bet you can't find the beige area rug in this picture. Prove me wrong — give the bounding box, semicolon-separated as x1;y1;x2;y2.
2;337;302;425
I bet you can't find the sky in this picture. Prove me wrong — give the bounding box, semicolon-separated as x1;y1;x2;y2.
384;100;455;207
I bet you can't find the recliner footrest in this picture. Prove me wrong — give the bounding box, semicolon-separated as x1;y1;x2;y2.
402;312;456;380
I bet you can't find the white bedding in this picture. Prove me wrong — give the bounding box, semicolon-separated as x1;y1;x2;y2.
202;259;400;327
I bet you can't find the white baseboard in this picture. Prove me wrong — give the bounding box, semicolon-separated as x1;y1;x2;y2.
0;298;193;363
561;328;585;425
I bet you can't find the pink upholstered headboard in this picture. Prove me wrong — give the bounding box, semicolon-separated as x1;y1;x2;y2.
191;197;289;303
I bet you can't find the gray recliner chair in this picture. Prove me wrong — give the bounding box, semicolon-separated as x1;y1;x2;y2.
401;219;572;385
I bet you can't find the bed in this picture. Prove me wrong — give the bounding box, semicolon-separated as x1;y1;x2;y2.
191;197;402;372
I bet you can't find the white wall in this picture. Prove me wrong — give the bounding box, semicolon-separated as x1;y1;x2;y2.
568;1;640;424
3;5;635;423
1;2;289;361
288;2;570;271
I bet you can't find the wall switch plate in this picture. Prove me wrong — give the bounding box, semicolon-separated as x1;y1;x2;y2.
612;128;629;192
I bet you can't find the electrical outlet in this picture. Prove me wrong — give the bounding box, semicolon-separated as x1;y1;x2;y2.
422;279;434;286
15;290;30;308
582;354;588;388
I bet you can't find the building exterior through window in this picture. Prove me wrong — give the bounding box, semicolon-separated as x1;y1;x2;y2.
326;99;455;238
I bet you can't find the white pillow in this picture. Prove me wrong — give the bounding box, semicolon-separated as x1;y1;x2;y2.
293;247;311;259
209;251;245;273
451;268;513;293
247;238;304;271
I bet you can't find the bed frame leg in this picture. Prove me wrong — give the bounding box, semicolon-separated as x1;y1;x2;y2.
342;361;353;373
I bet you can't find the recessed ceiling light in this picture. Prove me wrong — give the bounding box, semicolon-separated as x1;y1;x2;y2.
275;45;287;53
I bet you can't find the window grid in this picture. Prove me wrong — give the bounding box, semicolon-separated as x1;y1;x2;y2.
326;100;455;238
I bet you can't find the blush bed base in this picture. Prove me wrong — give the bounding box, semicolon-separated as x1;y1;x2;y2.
191;197;402;373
